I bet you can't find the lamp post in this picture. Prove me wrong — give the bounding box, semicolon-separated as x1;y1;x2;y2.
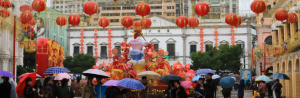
260;62;263;75
251;41;255;95
261;18;264;26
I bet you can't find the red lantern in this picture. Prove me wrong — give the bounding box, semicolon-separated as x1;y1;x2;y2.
30;27;34;32
135;3;151;16
225;13;238;26
121;16;134;28
20;11;33;24
275;9;288;21
25;24;31;29
194;2;210;16
56;16;67;27
287;13;298;23
2;1;12;10
176;16;188;28
20;4;33;12
29;20;36;25
27;33;34;39
68;14;81;26
232;16;242;26
83;1;98;16
188;17;199;28
0;10;10;19
98;18;109;28
250;0;266;13
32;0;46;14
141;18;151;28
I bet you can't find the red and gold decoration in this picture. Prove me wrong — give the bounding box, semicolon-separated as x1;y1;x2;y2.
68;14;80;27
32;0;46;15
29;19;36;26
194;2;209;16
83;1;98;17
176;16;188;28
188;17;199;28
98;17;109;29
287;13;298;23
94;29;98;62
2;1;12;10
108;29;112;62
80;29;84;54
20;4;33;12
214;27;219;49
135;3;151;19
142;18;151;36
250;0;266;24
121;16;134;36
275;9;288;21
56;16;67;27
24;39;37;53
0;10;10;19
121;42;131;63
20;11;33;24
199;27;204;53
231;26;235;45
225;13;238;26
131;21;145;39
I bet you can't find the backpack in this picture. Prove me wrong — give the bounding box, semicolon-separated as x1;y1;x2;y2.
258;85;263;92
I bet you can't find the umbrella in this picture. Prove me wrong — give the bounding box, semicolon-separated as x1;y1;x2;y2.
0;70;15;77
54;73;71;80
18;73;41;79
231;74;241;78
231;77;236;80
220;76;235;88
137;71;161;79
82;69;110;78
181;81;192;89
255;79;261;81
16;72;37;97
196;69;215;75
71;76;77;80
192;76;204;81
271;73;290;80
117;78;145;90
256;75;272;81
212;75;221;79
103;80;119;86
159;74;185;81
43;67;70;74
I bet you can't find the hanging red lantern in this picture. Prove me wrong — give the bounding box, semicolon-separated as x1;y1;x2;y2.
0;10;10;19
83;1;98;16
20;4;33;12
2;1;12;10
56;16;67;27
20;11;33;24
141;18;151;28
121;16;134;28
176;16;188;28
25;24;31;29
194;2;209;16
68;14;81;27
275;9;288;21
287;13;298;23
29;20;36;25
225;13;238;26
32;0;46;15
188;17;199;28
135;3;151;17
250;0;266;14
232;16;242;26
98;18;109;28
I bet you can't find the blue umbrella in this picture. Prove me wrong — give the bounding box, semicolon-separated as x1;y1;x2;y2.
43;67;70;74
0;70;15;77
271;73;290;80
196;69;215;75
117;78;145;90
220;76;235;88
192;76;204;81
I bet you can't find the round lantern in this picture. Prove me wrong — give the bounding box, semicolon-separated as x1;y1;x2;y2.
30;27;34;32
275;9;288;21
29;20;36;25
56;16;67;27
135;3;151;17
250;0;266;14
83;1;98;16
176;16;188;28
141;18;151;28
98;18;109;28
20;4;33;12
32;0;46;15
121;16;133;28
2;1;12;10
68;14;81;27
194;2;210;16
232;16;242;26
188;17;199;28
20;11;33;24
225;13;238;26
0;10;10;19
287;13;298;23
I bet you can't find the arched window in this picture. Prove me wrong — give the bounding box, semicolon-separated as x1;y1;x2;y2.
265;36;272;45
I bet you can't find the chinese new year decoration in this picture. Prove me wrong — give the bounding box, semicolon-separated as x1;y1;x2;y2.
225;13;238;26
20;11;33;24
231;26;235;45
56;16;67;27
83;1;98;17
29;20;36;26
98;17;109;31
69;14;81;27
275;9;288;21
188;17;199;29
199;27;204;53
287;13;298;23
108;29;112;62
121;16;134;36
214;27;219;49
250;0;266;24
131;21;145;40
20;4;33;12
2;1;12;10
121;42;131;63
32;0;46;15
176;16;188;28
94;29;98;62
0;10;10;19
142;18;151;36
194;2;209;16
135;3;151;19
80;29;84;53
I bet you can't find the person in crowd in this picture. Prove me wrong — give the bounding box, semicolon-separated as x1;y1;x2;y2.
237;79;245;98
82;77;95;98
246;80;251;90
122;88;137;98
258;81;266;98
194;78;205;98
52;80;59;98
33;79;44;98
221;87;232;98
266;81;273;98
58;78;75;98
43;77;54;98
9;78;18;98
164;81;176;98
24;78;36;98
71;78;82;97
138;76;150;98
104;86;121;98
204;73;215;98
173;80;187;98
273;79;282;98
93;77;107;98
0;77;11;98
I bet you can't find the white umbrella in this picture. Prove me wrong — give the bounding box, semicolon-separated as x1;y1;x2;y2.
137;71;161;79
212;75;220;79
83;69;110;78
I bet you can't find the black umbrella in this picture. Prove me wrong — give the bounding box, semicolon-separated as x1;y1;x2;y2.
159;74;185;81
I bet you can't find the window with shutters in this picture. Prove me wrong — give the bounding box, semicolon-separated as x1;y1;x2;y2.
154;44;159;51
167;44;175;56
100;46;107;58
205;44;212;52
74;46;79;55
87;46;93;55
190;45;196;54
115;46;121;57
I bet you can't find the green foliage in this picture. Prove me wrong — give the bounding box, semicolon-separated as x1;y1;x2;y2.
252;71;257;76
23;52;36;68
252;34;257;42
63;53;96;73
191;44;243;73
17;65;27;76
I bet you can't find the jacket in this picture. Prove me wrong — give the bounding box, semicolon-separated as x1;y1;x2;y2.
43;83;54;98
204;79;214;97
138;82;150;98
194;83;205;97
0;81;11;98
222;88;232;97
104;86;120;98
164;88;176;98
175;85;187;98
92;83;107;98
237;79;245;97
33;85;43;98
81;83;95;98
24;84;34;98
58;86;75;98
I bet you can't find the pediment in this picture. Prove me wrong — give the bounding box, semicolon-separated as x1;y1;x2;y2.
235;40;244;44
114;42;121;46
86;42;94;45
166;38;176;43
73;43;80;46
150;38;160;43
204;40;213;44
100;42;108;45
189;41;198;45
219;40;228;44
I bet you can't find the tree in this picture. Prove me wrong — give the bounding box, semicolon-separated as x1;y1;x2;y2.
63;53;96;73
17;65;27;76
23;52;36;68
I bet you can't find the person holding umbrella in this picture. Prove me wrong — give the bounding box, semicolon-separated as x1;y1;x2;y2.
272;79;282;98
219;76;235;98
0;77;11;98
57;78;75;98
24;78;36;98
33;79;44;98
237;79;245;98
43;77;54;98
194;78;205;98
204;73;215;98
82;77;95;98
138;76;150;98
93;77;107;98
173;80;187;98
164;81;176;98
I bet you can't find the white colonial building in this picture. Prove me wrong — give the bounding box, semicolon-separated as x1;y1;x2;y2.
67;16;253;69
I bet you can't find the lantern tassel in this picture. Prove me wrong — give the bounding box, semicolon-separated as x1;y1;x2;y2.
126;27;128;37
73;26;75;34
38;12;40;15
146;28;147;37
103;28;105;35
256;13;259;24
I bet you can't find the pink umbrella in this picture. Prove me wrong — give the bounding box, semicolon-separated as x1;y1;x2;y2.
54;73;71;80
181;81;192;89
18;73;41;79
